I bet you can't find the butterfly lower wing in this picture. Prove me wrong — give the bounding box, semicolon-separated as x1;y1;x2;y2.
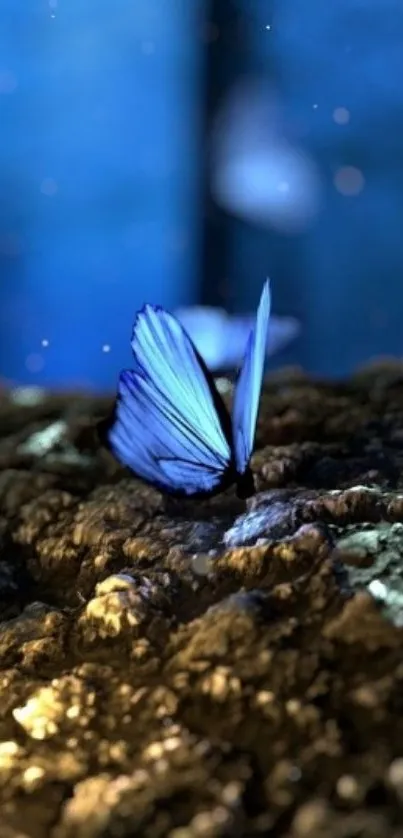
105;305;233;496
231;280;271;475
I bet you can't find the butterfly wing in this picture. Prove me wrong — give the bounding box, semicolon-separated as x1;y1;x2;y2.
231;280;271;475
104;304;234;496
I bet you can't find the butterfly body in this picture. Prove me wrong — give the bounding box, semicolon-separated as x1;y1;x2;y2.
101;281;271;499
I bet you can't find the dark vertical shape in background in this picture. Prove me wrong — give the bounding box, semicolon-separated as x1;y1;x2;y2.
201;0;247;309
0;0;204;389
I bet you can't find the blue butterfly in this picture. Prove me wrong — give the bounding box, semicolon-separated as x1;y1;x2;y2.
102;280;271;499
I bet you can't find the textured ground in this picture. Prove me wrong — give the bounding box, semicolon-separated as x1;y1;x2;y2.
1;363;403;837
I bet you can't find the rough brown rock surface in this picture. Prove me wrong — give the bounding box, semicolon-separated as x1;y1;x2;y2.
1;363;403;837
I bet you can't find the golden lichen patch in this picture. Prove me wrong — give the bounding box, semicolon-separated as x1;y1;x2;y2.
323;592;403;650
78;577;147;640
13;676;96;740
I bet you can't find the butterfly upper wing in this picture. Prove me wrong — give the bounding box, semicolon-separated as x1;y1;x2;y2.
105;304;233;496
231;280;271;475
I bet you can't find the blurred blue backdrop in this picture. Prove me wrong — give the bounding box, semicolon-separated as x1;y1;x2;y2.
1;0;403;388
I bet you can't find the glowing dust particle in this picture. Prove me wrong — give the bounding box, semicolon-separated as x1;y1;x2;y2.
102;344;111;353
41;339;49;347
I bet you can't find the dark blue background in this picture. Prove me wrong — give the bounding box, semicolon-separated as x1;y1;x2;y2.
1;0;403;388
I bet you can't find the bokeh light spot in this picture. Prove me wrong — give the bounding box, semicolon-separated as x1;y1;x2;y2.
11;387;45;406
333;107;350;125
334;166;365;196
